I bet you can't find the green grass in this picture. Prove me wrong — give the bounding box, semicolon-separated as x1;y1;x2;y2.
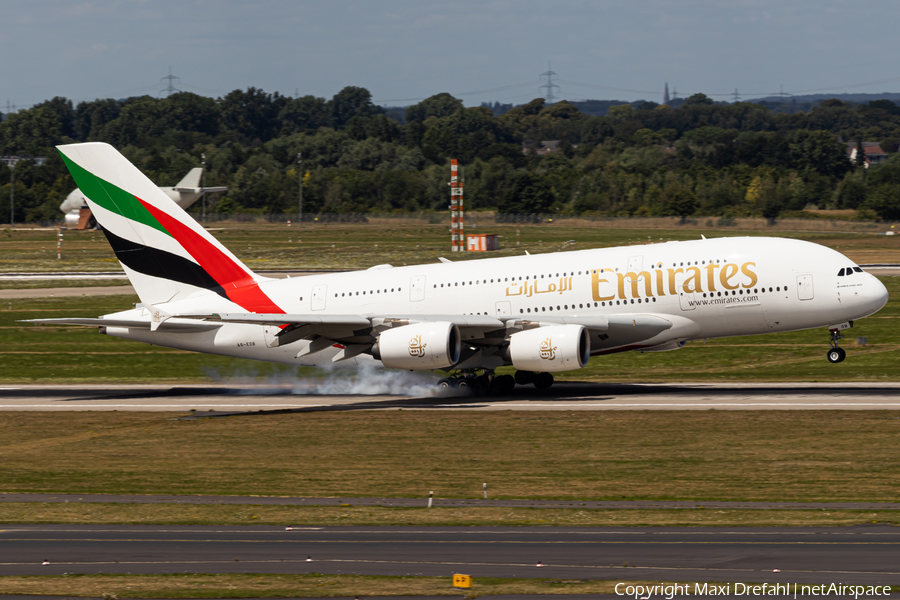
2;411;900;502
0;278;129;290
3;220;899;272
2;276;898;384
1;502;897;528
0;573;729;599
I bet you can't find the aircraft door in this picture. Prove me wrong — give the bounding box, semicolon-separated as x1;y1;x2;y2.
675;272;696;311
797;274;814;300
628;255;643;272
495;301;511;317
410;276;426;302
311;284;327;311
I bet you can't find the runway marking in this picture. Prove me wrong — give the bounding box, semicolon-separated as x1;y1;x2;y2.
0;557;897;577
5;537;900;546
4;403;900;409
5;527;899;536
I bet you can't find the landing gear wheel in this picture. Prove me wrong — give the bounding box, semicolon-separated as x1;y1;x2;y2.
533;372;554;390
456;378;473;395
515;370;535;385
437;377;458;390
827;348;846;364
472;375;490;396
489;374;516;396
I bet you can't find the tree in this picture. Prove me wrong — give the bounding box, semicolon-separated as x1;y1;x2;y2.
277;95;331;133
0;107;63;154
33;97;75;139
855;138;866;168
74;98;120;141
405;93;463;124
329;86;380;130
863;183;900;220
498;172;556;214
663;182;698;223
220;87;287;142
785;129;852;179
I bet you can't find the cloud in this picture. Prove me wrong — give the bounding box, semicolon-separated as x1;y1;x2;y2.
62;42;111;62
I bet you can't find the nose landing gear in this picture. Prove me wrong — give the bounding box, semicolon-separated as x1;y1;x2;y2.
827;328;847;363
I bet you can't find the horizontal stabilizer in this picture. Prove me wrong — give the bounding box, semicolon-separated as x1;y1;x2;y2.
173;186;228;194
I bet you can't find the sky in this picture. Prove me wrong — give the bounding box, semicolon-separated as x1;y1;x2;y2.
3;0;900;111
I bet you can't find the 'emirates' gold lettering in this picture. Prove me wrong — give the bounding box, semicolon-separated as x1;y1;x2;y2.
720;263;739;290
667;268;683;295
683;266;703;293
617;271;653;299
585;261;759;301
591;269;616;302
741;262;758;288
705;263;719;292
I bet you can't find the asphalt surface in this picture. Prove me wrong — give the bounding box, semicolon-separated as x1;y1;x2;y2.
2;382;900;412
3;492;900;512
2;524;898;585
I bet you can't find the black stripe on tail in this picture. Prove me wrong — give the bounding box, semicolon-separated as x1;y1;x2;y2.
101;227;227;299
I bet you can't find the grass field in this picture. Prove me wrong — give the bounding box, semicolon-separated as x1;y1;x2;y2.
3;274;897;384
0;502;896;528
0;574;723;599
3;218;899;273
2;411;899;503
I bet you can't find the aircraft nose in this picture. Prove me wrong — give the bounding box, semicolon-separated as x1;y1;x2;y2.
866;276;890;315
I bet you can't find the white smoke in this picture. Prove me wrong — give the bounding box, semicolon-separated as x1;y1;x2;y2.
204;364;440;397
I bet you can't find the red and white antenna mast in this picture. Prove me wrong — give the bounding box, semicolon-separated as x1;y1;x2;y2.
450;159;465;251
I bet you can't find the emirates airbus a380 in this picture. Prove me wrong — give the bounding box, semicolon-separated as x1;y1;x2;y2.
27;143;889;394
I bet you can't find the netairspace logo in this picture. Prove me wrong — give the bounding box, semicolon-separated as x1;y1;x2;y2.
615;583;892;599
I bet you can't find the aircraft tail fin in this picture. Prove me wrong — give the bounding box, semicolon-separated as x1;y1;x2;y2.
57;142;279;311
174;167;204;190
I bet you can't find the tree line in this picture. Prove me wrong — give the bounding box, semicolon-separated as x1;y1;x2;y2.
2;86;900;224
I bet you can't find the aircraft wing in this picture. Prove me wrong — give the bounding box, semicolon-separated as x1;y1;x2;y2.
180;313;372;327
176;312;675;338
17;317;219;332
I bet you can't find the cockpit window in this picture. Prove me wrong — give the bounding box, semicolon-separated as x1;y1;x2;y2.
838;268;845;276
846;266;855;276
853;267;863;273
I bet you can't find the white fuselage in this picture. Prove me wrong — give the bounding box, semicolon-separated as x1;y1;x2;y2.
101;237;889;370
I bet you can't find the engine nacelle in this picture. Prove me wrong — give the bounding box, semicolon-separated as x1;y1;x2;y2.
373;321;461;370
508;324;590;372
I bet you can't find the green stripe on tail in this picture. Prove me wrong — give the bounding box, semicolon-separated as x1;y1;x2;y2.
59;151;171;237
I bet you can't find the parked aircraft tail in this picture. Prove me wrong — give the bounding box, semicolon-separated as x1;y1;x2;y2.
57;143;276;309
174;167;204;190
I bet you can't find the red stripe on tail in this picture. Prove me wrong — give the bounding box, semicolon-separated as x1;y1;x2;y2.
138;198;283;314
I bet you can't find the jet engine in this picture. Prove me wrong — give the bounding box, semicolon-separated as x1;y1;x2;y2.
373;322;461;369
508;324;590;372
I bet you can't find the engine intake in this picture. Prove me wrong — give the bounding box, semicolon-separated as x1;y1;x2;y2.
508;324;590;372
373;321;461;370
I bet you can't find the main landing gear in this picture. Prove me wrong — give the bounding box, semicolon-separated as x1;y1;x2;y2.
514;370;554;390
436;370;555;395
437;371;516;396
827;328;847;364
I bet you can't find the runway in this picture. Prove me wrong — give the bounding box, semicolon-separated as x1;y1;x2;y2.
1;382;900;412
1;524;898;585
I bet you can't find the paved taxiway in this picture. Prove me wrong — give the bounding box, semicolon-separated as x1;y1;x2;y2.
2;525;898;585
2;382;900;411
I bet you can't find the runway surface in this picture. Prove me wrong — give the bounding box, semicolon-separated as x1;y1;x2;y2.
2;524;898;585
2;382;900;412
